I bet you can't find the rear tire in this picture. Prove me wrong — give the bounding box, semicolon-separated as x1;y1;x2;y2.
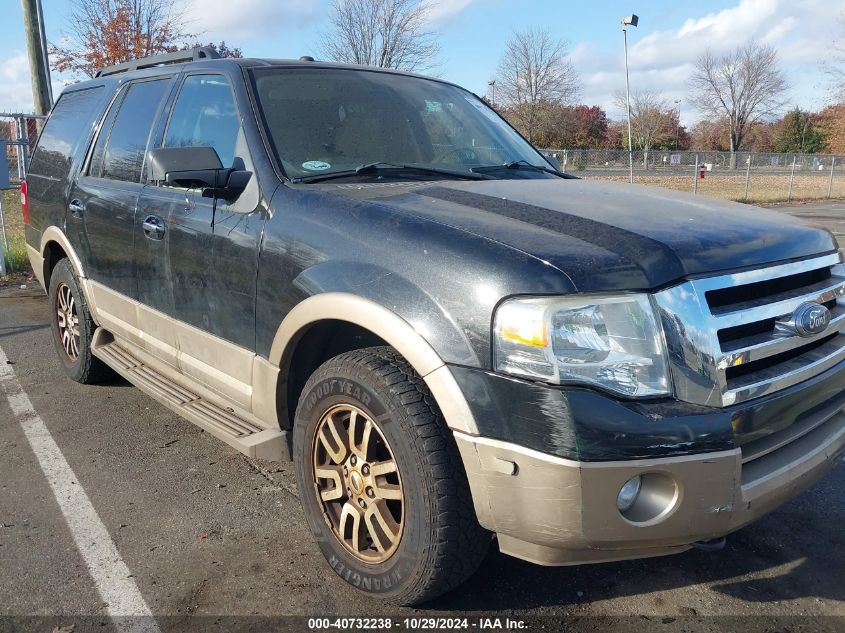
293;346;489;605
48;258;112;384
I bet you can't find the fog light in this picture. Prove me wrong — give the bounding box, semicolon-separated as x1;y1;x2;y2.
616;475;642;512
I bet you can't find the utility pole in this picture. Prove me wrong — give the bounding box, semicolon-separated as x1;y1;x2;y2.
621;14;639;184
35;0;53;104
21;0;53;116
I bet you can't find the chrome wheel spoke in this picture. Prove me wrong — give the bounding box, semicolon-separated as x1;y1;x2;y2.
318;413;349;464
315;465;345;502
349;411;374;462
373;479;402;500
348;409;364;460
370;459;397;477
360;419;374;460
339;501;365;552
364;499;401;553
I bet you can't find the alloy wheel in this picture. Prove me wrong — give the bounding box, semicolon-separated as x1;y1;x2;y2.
56;283;80;361
312;404;404;563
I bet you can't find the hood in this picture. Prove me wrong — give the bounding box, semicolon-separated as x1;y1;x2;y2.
326;178;836;291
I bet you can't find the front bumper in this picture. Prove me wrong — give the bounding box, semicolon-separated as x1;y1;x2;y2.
452;365;845;566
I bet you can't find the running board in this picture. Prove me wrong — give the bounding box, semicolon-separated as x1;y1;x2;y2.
91;333;288;461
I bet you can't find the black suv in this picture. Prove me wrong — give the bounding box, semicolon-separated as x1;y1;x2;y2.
21;47;845;605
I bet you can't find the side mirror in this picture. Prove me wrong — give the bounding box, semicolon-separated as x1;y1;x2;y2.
200;169;252;202
147;146;251;200
544;154;562;171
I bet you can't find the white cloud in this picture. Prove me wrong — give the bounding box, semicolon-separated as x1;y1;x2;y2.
1;52;29;84
574;0;845;123
0;52;37;113
0;51;70;114
187;0;320;40
425;0;479;24
628;0;806;71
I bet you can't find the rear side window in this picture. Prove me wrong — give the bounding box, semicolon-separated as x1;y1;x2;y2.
28;87;104;182
87;88;123;178
97;79;170;183
164;74;241;168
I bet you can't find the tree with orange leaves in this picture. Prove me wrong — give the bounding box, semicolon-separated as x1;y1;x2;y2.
816;104;845;155
49;0;242;79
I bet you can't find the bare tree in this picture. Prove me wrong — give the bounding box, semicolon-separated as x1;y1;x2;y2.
613;90;671;168
322;0;440;72
495;27;579;143
50;0;196;78
689;41;788;167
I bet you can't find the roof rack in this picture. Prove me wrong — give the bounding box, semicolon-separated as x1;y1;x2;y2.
95;47;221;78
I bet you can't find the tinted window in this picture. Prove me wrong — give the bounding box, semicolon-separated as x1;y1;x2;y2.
101;79;169;183
28;87;104;182
164;75;240;168
88;88;123;178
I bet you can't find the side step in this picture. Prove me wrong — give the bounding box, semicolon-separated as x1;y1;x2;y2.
92;334;289;461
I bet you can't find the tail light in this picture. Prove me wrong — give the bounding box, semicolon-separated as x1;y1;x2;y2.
20;180;30;225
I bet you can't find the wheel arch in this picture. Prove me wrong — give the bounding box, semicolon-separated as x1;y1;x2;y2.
39;226;86;291
268;292;478;436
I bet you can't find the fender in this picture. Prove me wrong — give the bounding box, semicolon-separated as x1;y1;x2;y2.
35;226;97;311
267;292;479;435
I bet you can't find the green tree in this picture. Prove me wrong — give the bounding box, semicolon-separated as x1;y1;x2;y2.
775;107;826;153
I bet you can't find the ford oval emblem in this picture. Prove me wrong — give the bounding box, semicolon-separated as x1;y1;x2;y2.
793;302;831;337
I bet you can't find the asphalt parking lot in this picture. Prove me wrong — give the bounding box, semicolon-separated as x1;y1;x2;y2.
2;200;845;633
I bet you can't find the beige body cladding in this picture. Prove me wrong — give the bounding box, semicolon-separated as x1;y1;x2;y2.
30;228;845;566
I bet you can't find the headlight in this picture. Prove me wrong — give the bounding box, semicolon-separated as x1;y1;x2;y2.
493;294;671;397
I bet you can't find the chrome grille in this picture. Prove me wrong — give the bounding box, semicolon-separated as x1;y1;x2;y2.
654;253;845;407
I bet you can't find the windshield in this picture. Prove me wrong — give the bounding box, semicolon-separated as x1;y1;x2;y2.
250;67;551;181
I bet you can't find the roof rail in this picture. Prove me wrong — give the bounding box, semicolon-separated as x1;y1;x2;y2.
95;47;221;78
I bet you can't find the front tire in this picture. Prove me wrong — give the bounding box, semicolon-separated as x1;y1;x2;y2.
48;258;112;384
293;347;488;605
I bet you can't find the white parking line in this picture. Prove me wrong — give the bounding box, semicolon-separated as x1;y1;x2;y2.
0;345;160;633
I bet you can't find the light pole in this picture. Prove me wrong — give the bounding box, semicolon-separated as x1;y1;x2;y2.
621;14;638;184
487;79;496;107
674;99;681;149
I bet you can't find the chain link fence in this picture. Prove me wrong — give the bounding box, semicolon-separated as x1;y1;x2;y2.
1;113;43;276
540;148;845;203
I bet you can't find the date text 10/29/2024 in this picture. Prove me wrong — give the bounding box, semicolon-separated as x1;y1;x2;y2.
307;618;528;630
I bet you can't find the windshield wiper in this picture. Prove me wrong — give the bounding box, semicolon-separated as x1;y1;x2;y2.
472;160;576;179
292;162;492;184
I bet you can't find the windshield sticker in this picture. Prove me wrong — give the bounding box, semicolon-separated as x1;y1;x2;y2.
302;160;332;171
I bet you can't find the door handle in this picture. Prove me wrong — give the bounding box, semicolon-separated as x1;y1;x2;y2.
68;199;85;219
142;215;166;240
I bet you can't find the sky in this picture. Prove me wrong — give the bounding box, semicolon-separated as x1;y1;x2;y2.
1;0;843;125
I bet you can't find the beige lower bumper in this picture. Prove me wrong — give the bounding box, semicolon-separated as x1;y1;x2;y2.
454;413;845;566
